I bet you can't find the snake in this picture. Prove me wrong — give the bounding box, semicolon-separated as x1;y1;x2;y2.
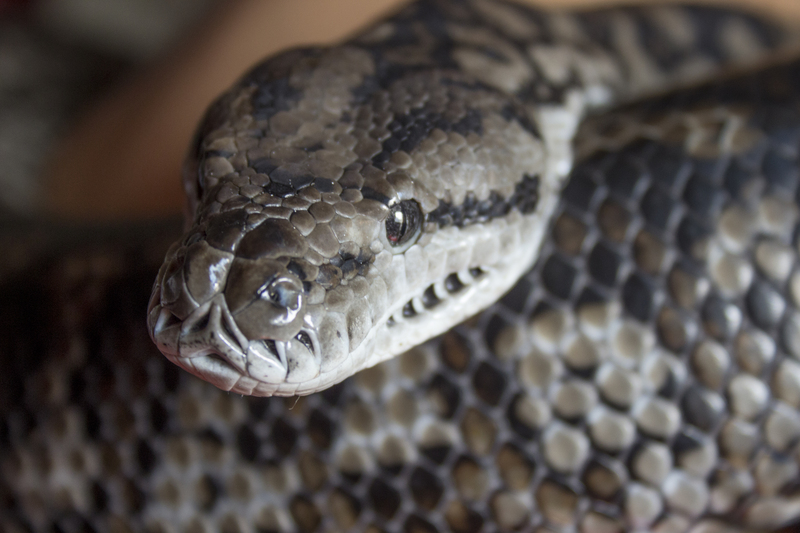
4;0;800;532
148;0;800;400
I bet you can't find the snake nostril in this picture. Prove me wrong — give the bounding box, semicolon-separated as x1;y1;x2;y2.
227;266;307;342
262;276;303;311
258;276;304;330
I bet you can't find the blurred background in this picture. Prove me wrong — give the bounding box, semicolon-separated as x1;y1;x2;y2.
0;0;214;213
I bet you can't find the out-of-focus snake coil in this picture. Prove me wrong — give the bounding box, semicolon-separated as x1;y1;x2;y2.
5;1;800;532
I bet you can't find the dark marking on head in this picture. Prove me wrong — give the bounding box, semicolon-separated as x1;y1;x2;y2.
330;250;373;278
244;166;321;198
499;102;541;138
348;1;468;107
509;175;540;214
350;69;383;106
361;187;393;205
204;210;250;253
427;175;539;228
250;77;303;121
373;108;484;168
427;191;508;228
237;220;307;260
316;264;343;289
286;260;313;282
242;48;318;120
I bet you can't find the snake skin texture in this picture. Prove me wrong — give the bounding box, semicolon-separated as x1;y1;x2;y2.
4;39;800;533
148;0;800;397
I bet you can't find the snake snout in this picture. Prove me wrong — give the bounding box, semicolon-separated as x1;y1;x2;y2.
224;260;307;342
147;241;328;394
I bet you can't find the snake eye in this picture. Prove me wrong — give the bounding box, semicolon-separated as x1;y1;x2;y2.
386;200;422;248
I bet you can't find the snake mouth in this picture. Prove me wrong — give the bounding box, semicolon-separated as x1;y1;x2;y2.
386;266;488;327
148;291;323;394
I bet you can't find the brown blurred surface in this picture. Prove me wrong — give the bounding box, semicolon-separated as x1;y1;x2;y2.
41;0;800;221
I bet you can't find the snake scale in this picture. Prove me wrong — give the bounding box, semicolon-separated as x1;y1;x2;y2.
4;0;800;531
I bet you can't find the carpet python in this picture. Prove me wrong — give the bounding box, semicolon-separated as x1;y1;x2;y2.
4;1;800;532
148;0;800;398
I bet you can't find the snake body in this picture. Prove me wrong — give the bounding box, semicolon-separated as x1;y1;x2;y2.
148;0;800;397
4;1;800;532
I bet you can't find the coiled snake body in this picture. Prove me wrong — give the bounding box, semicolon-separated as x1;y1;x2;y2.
5;1;800;531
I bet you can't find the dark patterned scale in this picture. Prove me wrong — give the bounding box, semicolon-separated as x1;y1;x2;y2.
3;52;800;533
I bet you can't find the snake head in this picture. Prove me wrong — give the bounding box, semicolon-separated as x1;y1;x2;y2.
148;45;558;396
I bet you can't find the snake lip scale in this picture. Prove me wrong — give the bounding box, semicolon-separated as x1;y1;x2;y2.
148;0;800;399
